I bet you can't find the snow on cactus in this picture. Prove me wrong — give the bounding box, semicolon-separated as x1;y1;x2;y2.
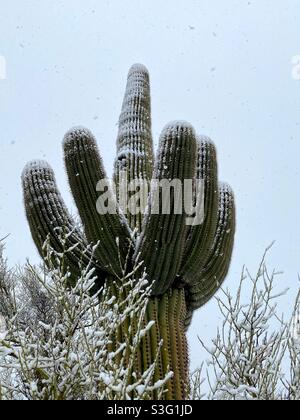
21;64;236;399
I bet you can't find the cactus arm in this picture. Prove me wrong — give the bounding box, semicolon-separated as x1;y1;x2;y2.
114;64;154;232
186;183;236;311
22;160;105;285
135;122;197;296
63;127;132;277
180;137;219;284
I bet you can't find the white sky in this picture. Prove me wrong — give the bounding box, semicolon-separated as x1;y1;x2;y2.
0;0;300;369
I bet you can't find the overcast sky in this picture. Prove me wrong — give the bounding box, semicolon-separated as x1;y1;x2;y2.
0;0;300;369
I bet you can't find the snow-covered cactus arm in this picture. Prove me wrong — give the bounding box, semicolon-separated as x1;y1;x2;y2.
63;127;132;277
114;64;154;232
180;136;219;284
22;160;105;285
186;183;236;311
135;121;197;296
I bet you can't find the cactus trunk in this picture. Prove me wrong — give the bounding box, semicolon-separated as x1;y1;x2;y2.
150;289;188;400
111;287;189;400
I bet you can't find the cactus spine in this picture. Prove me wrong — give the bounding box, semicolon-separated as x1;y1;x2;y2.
22;64;236;400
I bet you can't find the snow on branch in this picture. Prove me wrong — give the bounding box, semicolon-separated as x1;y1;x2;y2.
0;238;170;400
190;247;300;401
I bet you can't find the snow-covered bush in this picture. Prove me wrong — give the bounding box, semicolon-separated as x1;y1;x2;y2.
286;292;300;400
192;246;300;400
0;240;171;400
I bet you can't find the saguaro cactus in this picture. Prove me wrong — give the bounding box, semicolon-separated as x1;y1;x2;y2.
22;64;236;400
